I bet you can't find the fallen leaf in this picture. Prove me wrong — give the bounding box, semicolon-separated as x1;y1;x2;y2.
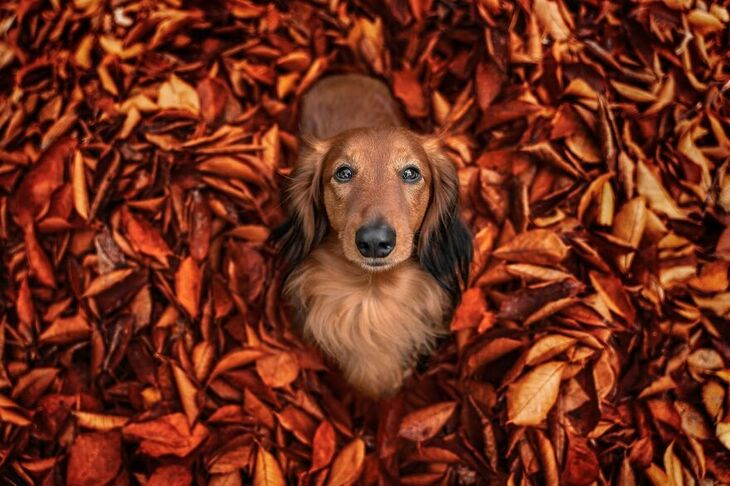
398;402;457;442
507;361;566;425
256;352;299;388
67;432;122;486
327;438;365;486
254;446;286;486
493;229;570;266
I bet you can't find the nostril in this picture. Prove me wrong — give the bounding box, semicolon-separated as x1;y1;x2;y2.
355;223;396;258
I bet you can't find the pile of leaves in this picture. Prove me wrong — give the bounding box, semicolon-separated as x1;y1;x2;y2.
1;0;730;484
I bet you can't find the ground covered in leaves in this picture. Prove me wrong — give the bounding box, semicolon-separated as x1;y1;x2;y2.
1;0;730;484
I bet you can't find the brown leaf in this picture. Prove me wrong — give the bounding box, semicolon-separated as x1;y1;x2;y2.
475;60;505;110
39;312;91;345
24;224;56;288
525;335;576;366
197;77;230;125
121;207;171;266
589;271;636;325
561;434;599;485
398;402;457;442
148;464;193;486
67;432;122;486
10;138;74;226
122;413;208;458
493;229;570;266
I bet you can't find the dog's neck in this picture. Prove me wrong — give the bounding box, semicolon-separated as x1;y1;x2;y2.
284;239;450;397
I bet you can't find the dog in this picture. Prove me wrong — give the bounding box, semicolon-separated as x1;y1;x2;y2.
272;74;472;397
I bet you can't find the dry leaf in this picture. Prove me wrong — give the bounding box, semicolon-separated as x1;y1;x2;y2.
398;402;457;442
254;447;286;486
507;361;566;425
327;438;365;486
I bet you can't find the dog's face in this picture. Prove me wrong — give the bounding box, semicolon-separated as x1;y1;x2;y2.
273;127;472;302
321;128;431;271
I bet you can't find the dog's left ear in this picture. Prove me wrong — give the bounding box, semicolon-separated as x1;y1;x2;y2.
418;137;473;304
269;137;329;266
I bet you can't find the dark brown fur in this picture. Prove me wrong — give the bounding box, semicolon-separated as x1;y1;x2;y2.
272;74;472;397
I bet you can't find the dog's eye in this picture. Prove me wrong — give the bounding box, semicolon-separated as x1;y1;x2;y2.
334;166;353;182
402;166;421;183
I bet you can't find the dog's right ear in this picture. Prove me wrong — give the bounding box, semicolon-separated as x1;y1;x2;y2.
269;137;329;266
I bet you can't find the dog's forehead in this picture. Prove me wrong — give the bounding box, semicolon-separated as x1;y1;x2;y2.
329;128;425;164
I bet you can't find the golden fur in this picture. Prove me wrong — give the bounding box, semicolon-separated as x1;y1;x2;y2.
285;238;448;397
273;74;472;397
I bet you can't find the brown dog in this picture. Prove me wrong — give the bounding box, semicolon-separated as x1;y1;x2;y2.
273;74;472;397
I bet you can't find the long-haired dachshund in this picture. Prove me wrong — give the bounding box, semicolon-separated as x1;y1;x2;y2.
273;74;472;397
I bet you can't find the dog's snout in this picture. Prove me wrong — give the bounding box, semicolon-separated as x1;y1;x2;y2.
356;223;396;258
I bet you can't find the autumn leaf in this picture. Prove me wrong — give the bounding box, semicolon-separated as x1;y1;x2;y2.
311;421;336;470
67;432;122;486
451;287;486;331
507;361;566;426
392;66;427;118
254;446;286;486
327;438;365;486
39;312;91;345
158;74;200;114
122;413;208;458
493;229;570;266
256;352;299;388
398;402;457;442
120;207;172;266
175;256;202;318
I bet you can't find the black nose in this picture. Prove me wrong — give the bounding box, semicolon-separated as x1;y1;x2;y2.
356;223;396;258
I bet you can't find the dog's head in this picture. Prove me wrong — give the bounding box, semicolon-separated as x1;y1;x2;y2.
273;127;472;302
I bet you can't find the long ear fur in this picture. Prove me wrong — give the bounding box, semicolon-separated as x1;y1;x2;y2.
418;137;473;304
269;138;329;266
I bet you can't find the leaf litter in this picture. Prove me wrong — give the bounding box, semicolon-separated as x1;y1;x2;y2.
1;0;730;484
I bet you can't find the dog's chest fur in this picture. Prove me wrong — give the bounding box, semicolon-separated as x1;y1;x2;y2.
285;242;449;396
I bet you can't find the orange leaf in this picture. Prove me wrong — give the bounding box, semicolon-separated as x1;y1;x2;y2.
39;312;91;344
327;438;365;486
254;446;286;486
507;361;565;425
392;66;427;118
398;402;457;442
175;256;202;318
256;352;299;388
311;421;336;471
67;432;122;486
493;229;570;266
450;288;486;331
